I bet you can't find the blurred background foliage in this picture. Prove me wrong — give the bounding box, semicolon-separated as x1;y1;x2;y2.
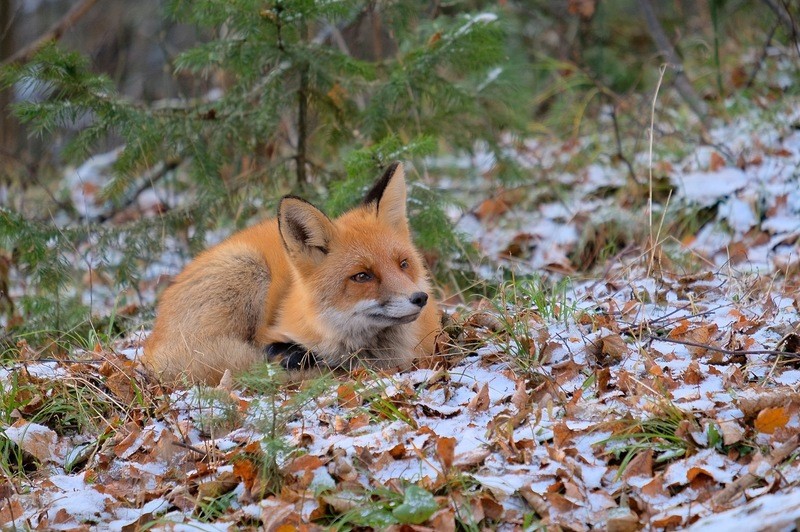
0;0;797;346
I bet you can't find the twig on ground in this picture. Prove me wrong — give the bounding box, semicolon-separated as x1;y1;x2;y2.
172;440;212;458
647;334;799;359
711;435;800;508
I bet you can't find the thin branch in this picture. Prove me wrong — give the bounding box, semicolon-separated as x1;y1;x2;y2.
746;23;779;89
647;334;800;358
763;0;800;55
1;0;100;67
711;435;799;508
639;0;708;121
608;99;638;185
89;158;180;223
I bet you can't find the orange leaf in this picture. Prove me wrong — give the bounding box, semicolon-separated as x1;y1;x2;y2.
709;151;726;172
233;458;260;491
436;436;456;470
388;443;406;459
337;384;361;408
601;333;627;360
284;454;323;475
754;406;790;434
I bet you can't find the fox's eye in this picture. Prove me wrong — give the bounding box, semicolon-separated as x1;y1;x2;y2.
351;272;373;283
399;259;409;270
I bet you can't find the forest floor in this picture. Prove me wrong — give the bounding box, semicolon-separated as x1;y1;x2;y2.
3;93;800;530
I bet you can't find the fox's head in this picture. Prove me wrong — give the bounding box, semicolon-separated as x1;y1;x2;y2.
278;163;431;337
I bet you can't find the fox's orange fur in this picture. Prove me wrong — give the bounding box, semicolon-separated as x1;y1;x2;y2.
143;163;440;384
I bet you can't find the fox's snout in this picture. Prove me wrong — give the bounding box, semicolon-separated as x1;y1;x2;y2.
410;291;428;308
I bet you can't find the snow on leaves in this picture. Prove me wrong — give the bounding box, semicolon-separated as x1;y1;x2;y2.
4;90;800;532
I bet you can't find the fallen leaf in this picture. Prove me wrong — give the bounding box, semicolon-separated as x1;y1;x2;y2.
754;406;790;434
196;470;238;500
600;333;627;361
4;421;59;462
453;447;491;470
709;152;726;171
283;454;323;475
606;505;640;532
436;436;456;470
468;383;490;412
337;384;361;408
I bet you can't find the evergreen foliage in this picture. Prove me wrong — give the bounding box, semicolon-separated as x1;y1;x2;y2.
0;1;519;343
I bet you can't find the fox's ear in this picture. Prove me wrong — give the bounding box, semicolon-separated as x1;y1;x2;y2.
363;161;408;228
278;197;333;262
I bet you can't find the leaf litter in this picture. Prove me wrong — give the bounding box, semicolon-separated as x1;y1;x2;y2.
3;100;800;530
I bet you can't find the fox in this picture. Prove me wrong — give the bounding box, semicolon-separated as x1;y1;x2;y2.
142;162;441;385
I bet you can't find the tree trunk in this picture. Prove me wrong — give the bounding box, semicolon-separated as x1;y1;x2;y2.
0;0;18;160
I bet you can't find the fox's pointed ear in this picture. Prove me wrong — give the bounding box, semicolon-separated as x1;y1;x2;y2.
363;162;408;228
278;197;333;263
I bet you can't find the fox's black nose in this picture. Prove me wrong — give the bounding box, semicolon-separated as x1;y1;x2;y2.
410;292;428;308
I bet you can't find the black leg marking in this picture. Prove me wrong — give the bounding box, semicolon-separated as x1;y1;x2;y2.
265;342;318;370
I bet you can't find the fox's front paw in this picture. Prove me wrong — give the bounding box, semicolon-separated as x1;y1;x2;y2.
265;342;318;370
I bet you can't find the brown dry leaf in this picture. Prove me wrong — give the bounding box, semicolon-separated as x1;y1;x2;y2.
474;197;510;222
777;333;800;353
451;492;485;525
727;241;749;264
321;492;362;513
104;370;137;404
436;436;456;470
650;512;684;529
233;456;261;493
196;471;238;500
388;443;406;460
330;452;357;482
5;421;58;462
738;388;800;416
260;498;299;531
453;447;491;470
668;320;691;338
480;495;504;521
468;383;490;412
428;508;456;532
0;498;24;527
511;379;529;411
337;384;361;408
718;419;745;446
283;454;323;475
622;448;653;480
114;423;142;458
605;505;640;532
754;406;790;434
601;333;627;361
464;311;503;332
684;361;703;385
709;152;726;172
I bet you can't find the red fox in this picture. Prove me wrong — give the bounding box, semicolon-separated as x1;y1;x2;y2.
143;162;440;384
